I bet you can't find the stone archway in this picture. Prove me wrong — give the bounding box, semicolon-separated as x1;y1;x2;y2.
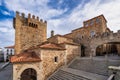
95;43;119;56
89;31;120;56
20;68;37;80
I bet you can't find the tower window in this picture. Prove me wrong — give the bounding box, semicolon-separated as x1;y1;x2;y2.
31;23;34;27
90;20;94;25
90;31;95;37
54;56;58;62
29;23;31;26
33;24;35;27
85;23;88;27
96;18;100;23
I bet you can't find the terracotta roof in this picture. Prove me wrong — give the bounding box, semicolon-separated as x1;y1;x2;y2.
4;45;14;48
40;42;65;50
10;50;41;63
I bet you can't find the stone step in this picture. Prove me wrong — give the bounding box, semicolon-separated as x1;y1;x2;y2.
48;70;90;80
56;70;85;80
61;67;108;80
48;56;120;80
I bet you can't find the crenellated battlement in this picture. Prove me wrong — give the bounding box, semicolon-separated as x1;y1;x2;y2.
14;11;47;29
14;11;47;54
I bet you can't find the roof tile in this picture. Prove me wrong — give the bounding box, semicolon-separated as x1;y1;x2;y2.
10;50;41;63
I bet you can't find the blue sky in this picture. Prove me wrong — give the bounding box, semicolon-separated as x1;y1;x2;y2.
0;0;120;48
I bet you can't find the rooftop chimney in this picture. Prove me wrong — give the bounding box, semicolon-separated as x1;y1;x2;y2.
51;30;54;37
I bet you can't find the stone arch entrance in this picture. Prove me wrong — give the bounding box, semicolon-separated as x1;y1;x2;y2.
89;31;120;56
20;68;37;80
95;43;119;56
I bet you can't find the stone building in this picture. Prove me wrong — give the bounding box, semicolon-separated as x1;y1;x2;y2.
0;48;4;62
64;15;120;56
4;45;14;61
13;11;47;54
10;11;120;80
64;15;109;39
11;12;80;80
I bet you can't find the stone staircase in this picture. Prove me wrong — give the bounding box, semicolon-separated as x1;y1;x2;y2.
48;56;120;80
48;69;91;80
68;57;120;76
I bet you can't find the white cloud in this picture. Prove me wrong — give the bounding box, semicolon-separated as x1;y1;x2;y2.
4;0;67;19
1;0;120;47
46;0;120;38
0;27;8;32
3;0;120;32
3;0;69;37
0;19;14;47
2;11;11;16
0;0;2;5
69;0;120;32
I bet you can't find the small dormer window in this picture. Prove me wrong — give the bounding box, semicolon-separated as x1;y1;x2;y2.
54;56;58;63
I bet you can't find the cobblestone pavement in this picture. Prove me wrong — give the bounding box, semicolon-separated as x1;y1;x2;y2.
0;62;13;80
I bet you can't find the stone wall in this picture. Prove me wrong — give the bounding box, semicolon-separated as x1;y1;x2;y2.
14;12;47;54
48;35;73;44
13;62;41;80
57;36;73;44
40;49;65;80
64;44;81;64
64;15;108;39
90;31;120;56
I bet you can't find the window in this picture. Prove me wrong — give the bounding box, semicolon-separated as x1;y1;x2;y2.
29;23;31;26
90;20;94;25
54;56;58;62
90;31;95;37
84;23;88;27
96;18;100;23
10;49;12;55
31;23;34;27
7;49;9;55
81;35;83;38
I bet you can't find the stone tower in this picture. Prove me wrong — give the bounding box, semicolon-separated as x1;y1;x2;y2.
83;15;107;36
13;11;47;54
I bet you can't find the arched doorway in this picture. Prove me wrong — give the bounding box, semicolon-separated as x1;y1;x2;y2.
20;68;37;80
96;43;118;56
